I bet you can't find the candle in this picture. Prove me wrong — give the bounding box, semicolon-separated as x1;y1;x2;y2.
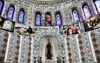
63;50;64;57
40;50;41;57
57;50;58;57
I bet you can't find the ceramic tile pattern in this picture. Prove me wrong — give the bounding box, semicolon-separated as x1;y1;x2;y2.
0;30;9;62
66;35;79;63
90;29;100;62
6;33;21;62
20;36;31;63
78;33;94;62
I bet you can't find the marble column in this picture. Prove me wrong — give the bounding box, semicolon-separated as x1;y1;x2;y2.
61;10;65;25
51;11;55;26
2;1;10;18
41;12;45;26
13;5;19;22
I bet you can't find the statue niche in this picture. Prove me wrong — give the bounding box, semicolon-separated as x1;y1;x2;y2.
46;38;52;59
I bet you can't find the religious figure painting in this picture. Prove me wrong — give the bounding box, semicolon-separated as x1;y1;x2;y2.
14;23;38;36
83;14;100;32
0;16;15;32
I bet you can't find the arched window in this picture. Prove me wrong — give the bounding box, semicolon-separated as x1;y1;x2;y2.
55;12;62;25
45;12;51;26
82;4;91;19
72;9;80;23
94;0;100;13
7;6;15;19
18;10;25;23
0;0;4;15
35;12;41;26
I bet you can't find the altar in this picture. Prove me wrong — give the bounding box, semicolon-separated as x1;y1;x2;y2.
45;59;53;63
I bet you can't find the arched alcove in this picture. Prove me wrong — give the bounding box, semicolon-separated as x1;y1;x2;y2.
38;35;61;63
32;28;66;63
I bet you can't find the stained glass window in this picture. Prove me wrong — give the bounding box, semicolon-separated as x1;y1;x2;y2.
56;14;61;25
46;14;51;26
83;5;91;19
72;9;80;23
0;1;3;14
94;0;100;13
7;7;14;19
18;11;24;23
35;14;41;26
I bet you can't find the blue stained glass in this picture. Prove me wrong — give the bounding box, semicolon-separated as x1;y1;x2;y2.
0;1;3;13
56;14;61;25
18;11;24;23
72;10;79;22
95;0;100;13
7;7;14;19
83;5;91;18
36;14;41;25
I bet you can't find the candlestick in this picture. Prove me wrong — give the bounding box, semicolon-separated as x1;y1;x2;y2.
34;57;36;63
63;50;64;57
40;50;41;57
57;50;58;57
63;57;65;63
57;57;59;63
40;57;42;63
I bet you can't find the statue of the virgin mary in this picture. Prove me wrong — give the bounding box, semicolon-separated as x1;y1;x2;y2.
45;37;53;60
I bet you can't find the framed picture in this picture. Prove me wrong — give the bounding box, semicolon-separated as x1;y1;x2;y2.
0;16;15;32
14;23;38;36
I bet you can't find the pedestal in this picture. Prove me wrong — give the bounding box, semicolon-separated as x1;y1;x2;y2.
57;57;59;63
40;57;42;63
34;57;36;63
62;57;65;63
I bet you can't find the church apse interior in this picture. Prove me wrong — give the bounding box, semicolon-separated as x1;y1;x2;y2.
0;0;100;63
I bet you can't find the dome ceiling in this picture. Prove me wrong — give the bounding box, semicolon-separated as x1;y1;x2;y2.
17;0;68;5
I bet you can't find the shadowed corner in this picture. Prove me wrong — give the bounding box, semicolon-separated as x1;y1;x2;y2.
36;0;57;1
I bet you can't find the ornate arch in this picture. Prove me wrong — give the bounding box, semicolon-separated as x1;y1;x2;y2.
33;27;64;46
32;27;66;62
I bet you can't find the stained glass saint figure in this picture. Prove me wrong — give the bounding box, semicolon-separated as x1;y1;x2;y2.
18;11;24;23
35;14;41;26
72;9;80;23
56;14;61;25
7;7;14;19
83;5;91;18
